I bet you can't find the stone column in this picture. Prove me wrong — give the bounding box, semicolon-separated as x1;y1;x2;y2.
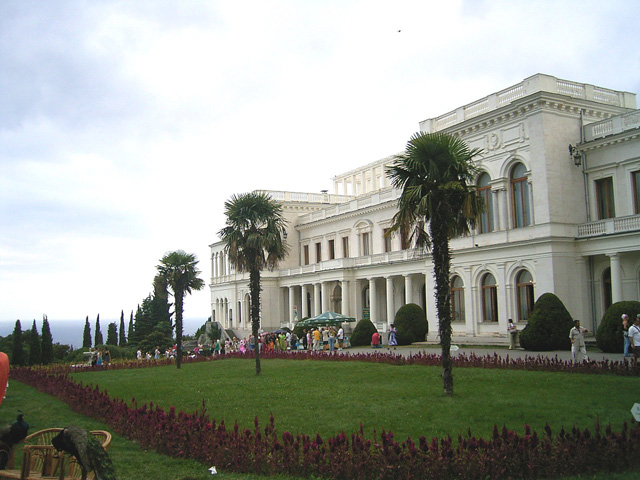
370;166;376;191
463;266;475;335
404;274;413;305
351;174;357;195
386;276;394;329
609;253;623;303
301;285;309;318
314;283;321;317
288;286;296;326
355;280;363;320
361;170;367;194
321;282;330;312
370;278;378;327
342;280;350;317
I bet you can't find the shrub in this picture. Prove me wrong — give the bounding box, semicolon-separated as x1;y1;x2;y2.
394;303;428;345
596;301;640;353
349;319;377;346
519;293;573;351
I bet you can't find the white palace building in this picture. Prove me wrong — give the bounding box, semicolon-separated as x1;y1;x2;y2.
209;74;640;344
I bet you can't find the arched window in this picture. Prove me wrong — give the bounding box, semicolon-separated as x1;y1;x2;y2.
451;276;465;322
477;173;493;233
516;270;534;321
510;163;531;228
362;285;370;308
482;273;498;322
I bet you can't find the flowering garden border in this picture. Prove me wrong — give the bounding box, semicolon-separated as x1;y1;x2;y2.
10;351;640;479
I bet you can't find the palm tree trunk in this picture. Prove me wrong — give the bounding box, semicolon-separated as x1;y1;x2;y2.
175;292;184;369
249;267;262;375
430;217;454;396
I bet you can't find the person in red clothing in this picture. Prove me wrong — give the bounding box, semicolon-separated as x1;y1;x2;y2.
371;331;381;348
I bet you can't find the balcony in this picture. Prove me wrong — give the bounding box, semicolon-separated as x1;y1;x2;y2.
577;214;640;238
279;249;424;276
583;110;640;142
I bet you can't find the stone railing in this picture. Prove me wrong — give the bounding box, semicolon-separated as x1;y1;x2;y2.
577;214;640;238
255;190;353;204
583;110;640;142
279;248;424;276
297;187;399;224
419;73;636;133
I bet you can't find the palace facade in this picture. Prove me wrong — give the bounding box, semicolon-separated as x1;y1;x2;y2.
209;74;640;344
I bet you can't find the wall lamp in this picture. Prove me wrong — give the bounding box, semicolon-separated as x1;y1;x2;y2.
568;144;582;166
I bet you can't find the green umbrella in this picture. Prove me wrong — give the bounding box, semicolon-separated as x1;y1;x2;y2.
296;311;355;327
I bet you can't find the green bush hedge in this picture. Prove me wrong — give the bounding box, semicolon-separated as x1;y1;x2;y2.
596;301;640;353
394;303;428;345
518;293;573;351
350;319;377;346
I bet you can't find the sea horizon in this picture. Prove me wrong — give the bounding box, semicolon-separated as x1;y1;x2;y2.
0;317;208;349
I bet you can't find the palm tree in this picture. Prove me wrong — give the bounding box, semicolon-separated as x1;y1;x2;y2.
218;191;288;375
157;250;205;369
387;132;482;396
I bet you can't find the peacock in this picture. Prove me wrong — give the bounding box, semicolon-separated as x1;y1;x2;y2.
0;411;29;469
51;426;116;480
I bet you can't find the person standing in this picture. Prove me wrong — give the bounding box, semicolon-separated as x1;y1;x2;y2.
337;326;344;351
569;319;589;363
328;327;336;351
388;324;398;349
507;319;518;350
622;314;630;357
628;315;640;361
313;328;322;351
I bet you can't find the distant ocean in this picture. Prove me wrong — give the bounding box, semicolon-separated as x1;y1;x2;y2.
0;318;207;349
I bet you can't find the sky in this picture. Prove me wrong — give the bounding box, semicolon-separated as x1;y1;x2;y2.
1;0;639;333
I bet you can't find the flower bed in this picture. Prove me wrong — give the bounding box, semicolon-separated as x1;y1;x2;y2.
27;349;640;377
9;352;640;479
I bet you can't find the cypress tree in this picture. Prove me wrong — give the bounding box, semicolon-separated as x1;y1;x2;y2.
12;320;25;366
118;310;127;346
41;315;54;365
29;320;42;365
82;316;92;348
128;311;134;345
94;314;104;346
106;322;118;345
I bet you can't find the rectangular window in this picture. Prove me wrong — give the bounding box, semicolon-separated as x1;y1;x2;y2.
342;237;349;258
362;232;370;256
303;245;309;265
632;171;640;214
328;239;335;260
596;177;615;219
315;242;322;262
383;228;392;253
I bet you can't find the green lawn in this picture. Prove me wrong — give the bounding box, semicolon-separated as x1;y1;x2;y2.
2;357;639;480
71;358;638;442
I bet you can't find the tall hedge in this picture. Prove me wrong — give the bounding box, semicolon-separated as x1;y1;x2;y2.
518;293;573;351
394;303;428;345
596;301;640;353
350;319;377;346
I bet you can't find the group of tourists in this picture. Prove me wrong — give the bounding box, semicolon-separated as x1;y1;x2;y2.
88;347;111;366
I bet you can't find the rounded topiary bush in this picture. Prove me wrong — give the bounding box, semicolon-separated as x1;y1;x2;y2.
350;319;377;346
394;303;428;345
596;301;640;353
518;292;573;351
